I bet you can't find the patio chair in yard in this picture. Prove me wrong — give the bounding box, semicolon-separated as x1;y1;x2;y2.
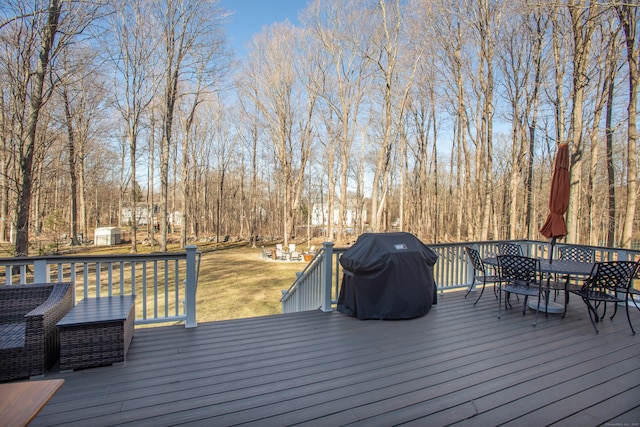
464;247;501;305
261;246;272;260
563;260;640;334
497;255;543;326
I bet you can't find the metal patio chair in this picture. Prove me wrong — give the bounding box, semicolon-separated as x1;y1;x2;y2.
630;286;640;313
497;243;523;256
464;247;501;305
563;260;639;334
547;245;596;300
497;255;543;326
557;245;595;263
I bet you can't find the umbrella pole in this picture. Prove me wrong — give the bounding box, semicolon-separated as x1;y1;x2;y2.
549;237;556;264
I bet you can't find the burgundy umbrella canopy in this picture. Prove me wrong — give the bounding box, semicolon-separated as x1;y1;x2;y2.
539;143;570;259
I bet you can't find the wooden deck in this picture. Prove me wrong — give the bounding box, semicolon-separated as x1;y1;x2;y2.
31;290;640;426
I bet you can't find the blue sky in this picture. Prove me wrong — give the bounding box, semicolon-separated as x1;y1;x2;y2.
221;0;309;56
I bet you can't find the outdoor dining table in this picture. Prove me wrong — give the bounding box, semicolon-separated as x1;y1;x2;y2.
483;257;595;313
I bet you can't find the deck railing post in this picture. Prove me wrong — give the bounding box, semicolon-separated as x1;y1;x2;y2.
466;245;475;290
185;245;198;328
33;259;50;283
517;242;528;257
321;242;334;312
617;249;628;261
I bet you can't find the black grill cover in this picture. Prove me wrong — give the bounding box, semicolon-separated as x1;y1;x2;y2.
337;232;438;320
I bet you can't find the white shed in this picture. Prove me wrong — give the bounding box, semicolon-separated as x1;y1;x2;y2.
94;227;122;245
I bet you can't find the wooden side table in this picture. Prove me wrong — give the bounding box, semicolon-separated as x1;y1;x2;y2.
0;379;64;427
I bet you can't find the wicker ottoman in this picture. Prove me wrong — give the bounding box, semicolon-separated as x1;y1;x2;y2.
57;295;135;371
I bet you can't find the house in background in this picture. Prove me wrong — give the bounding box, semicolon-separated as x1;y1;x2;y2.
310;202;366;234
121;206;182;231
121;206;157;226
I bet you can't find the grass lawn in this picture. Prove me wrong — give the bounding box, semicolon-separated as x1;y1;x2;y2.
195;245;307;322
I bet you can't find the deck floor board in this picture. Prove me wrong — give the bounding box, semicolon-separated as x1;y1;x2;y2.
29;290;640;426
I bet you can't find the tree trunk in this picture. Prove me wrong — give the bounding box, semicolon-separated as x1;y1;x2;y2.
129;134;138;252
566;1;598;243
616;5;638;249
605;54;616;248
15;0;61;257
62;88;79;246
0;94;9;242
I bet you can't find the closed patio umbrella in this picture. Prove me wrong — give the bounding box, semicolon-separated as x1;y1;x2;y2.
539;143;569;262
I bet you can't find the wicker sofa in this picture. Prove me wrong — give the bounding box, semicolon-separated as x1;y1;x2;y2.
0;283;73;381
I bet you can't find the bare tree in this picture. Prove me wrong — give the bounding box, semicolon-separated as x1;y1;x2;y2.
242;22;318;247
235;80;263;247
525;9;548;240
153;0;226;251
367;0;420;232
9;0;62;256
615;4;638;249
0;91;10;242
565;0;600;243
183;48;229;245
467;0;505;240
583;13;620;246
108;0;158;252
1;0;108;256
304;0;372;245
210;96;234;243
498;3;549;240
178;76;204;246
367;0;398;232
57;48;107;246
427;0;473;241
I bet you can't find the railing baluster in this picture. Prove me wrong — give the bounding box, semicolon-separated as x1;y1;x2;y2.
95;262;101;297
162;261;166;319
107;263;113;296
142;261;147;320
142;261;147;321
83;263;89;300
119;262;125;294
172;259;178;318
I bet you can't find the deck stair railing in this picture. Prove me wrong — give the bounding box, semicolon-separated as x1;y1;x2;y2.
0;245;201;328
280;239;640;314
280;242;346;313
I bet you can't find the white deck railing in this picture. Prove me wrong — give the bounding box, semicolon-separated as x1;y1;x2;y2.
0;245;201;328
280;239;640;314
2;240;635;323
